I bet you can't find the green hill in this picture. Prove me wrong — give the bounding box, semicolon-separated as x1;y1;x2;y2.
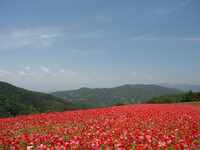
0;81;81;118
145;90;200;104
145;94;184;104
0;94;38;118
50;84;184;108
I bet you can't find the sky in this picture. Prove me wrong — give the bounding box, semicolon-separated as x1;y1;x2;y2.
0;0;200;92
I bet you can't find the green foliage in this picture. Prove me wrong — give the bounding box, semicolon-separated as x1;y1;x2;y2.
146;94;182;104
145;90;200;104
0;94;38;118
100;105;108;108
182;90;200;102
178;101;200;105
51;84;184;109
0;81;81;118
115;103;125;106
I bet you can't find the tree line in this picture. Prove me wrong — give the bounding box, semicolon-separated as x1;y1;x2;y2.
146;90;200;104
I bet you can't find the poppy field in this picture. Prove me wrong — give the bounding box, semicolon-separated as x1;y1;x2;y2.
0;104;200;149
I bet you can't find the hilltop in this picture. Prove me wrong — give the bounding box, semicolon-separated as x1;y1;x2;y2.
50;84;184;108
0;81;186;118
0;81;81;118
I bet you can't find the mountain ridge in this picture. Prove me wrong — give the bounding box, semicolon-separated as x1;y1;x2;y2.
0;81;81;118
51;84;184;109
159;83;200;92
0;81;186;118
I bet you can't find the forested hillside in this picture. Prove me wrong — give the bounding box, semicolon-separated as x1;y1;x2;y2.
0;94;38;118
51;84;184;108
0;81;187;118
0;81;81;118
146;90;200;104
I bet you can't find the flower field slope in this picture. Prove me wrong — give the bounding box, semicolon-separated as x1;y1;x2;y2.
0;104;200;149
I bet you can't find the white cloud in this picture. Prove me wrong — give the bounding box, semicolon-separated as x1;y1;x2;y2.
77;31;103;39
59;69;76;77
138;0;192;21
144;74;152;80
59;69;65;73
17;66;76;78
177;0;191;8
130;34;168;42
131;35;148;42
96;77;104;81
0;67;157;91
106;77;112;80
133;72;153;80
40;33;60;39
160;0;191;14
81;77;90;81
95;76;114;81
25;66;32;72
20;66;39;76
0;69;12;77
181;37;200;41
0;27;61;49
69;50;87;55
94;15;112;22
18;71;26;76
93;9;126;22
68;49;109;56
131;35;200;43
65;70;76;77
181;19;194;25
0;26;105;50
40;66;51;74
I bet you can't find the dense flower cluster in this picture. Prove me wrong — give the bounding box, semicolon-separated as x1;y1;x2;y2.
0;104;200;149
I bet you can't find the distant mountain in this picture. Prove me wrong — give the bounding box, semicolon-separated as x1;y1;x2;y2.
0;81;81;118
50;84;184;108
160;84;200;92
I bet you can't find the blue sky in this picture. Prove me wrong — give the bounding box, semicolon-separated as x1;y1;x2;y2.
0;0;200;92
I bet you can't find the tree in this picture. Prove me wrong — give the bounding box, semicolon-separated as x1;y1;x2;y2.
182;90;194;102
115;103;124;106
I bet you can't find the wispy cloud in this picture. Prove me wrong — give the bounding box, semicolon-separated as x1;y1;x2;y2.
68;50;87;55
1;66;117;91
96;77;104;81
130;35;150;42
18;66;76;78
68;49;109;56
0;69;13;77
177;0;192;8
18;71;26;76
0;27;62;49
19;66;39;76
163;0;192;15
133;72;152;80
58;69;76;77
76;31;103;39
139;0;192;20
0;25;106;50
158;0;191;15
181;19;194;25
131;34;200;42
40;66;52;74
93;10;126;22
130;34;167;42
0;67;157;91
40;33;60;39
181;37;200;41
94;14;113;22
